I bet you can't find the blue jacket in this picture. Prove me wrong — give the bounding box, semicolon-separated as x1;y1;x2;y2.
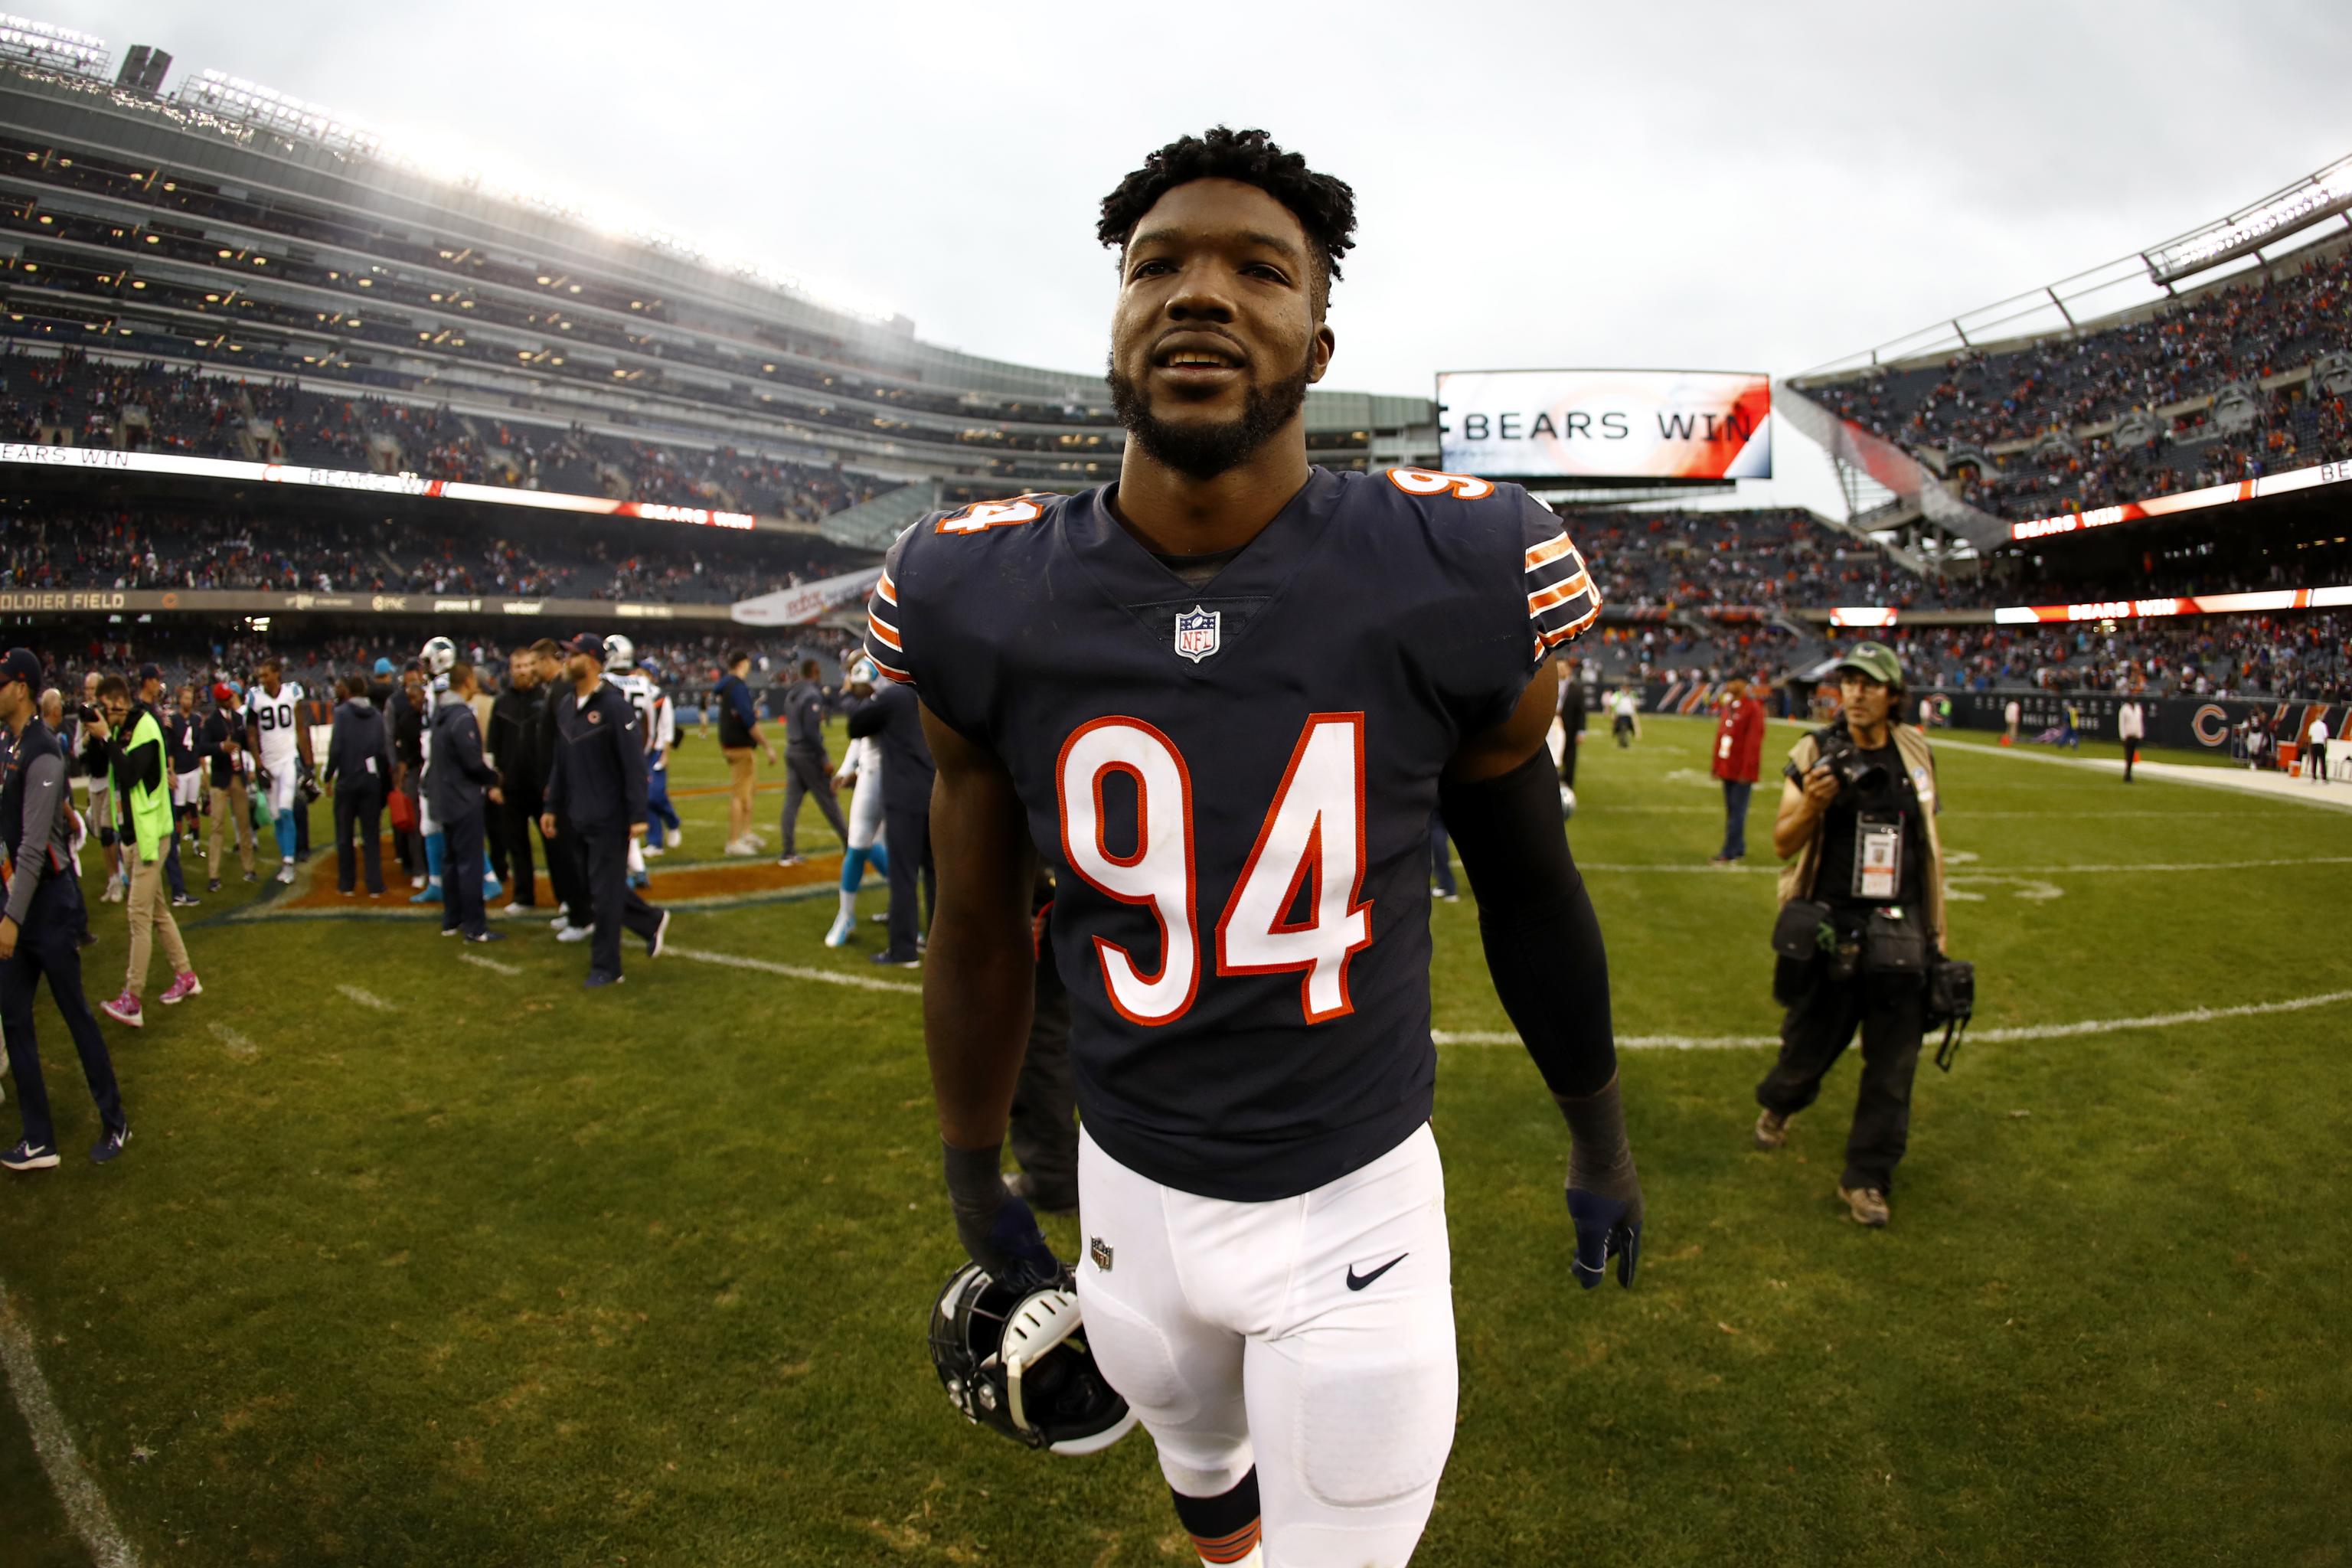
426;697;497;825
545;681;648;833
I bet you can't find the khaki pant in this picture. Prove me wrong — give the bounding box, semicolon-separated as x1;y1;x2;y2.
209;779;256;874
125;850;191;999
724;747;756;843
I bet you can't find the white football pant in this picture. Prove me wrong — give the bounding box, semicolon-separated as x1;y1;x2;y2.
264;761;299;815
1076;1123;1457;1568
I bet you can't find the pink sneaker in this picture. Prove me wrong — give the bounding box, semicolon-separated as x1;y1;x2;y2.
101;991;144;1029
159;972;202;1005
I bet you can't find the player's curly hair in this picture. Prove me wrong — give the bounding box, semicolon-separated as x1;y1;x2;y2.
1097;127;1357;316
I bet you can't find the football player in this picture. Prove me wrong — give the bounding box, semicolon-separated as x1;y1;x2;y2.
823;655;890;948
245;657;312;885
602;636;655;887
635;655;683;855
880;129;1641;1568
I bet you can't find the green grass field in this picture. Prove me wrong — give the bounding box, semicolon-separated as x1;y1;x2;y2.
2;715;2347;1566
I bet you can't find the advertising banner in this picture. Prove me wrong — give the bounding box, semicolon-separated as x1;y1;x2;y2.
0;441;758;531
2007;457;2352;543
0;586;735;622
728;564;884;627
1436;370;1771;480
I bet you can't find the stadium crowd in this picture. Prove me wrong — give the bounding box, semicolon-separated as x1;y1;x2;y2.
0;503;868;603
1806;243;2350;452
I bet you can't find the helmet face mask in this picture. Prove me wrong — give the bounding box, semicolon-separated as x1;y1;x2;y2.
927;1263;1136;1457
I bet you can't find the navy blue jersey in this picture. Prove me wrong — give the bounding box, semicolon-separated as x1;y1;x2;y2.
866;466;1599;1200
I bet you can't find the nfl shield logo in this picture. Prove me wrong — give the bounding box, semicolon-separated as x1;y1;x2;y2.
1089;1236;1114;1272
1174;606;1220;663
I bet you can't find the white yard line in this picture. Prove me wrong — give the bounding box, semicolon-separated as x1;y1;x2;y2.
665;943;923;995
458;953;522;976
0;1279;142;1567
1433;987;2352;1050
1455;855;2352;876
210;1024;260;1061
335;984;397;1011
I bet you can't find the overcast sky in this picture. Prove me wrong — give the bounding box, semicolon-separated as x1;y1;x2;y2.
51;0;2352;511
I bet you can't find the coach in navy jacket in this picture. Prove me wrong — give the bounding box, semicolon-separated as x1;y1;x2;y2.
426;663;501;940
325;678;395;896
542;634;664;985
844;679;935;965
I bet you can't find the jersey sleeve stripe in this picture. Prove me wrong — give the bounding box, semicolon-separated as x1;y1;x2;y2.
1540;603;1602;646
866;610;903;652
1524;533;1577;571
876;569;898;606
1527;573;1595;615
866;645;915;684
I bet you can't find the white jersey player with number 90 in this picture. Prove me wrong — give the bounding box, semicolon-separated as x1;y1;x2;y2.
249;658;312;884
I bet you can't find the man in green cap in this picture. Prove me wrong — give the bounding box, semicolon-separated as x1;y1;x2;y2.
1753;642;1952;1228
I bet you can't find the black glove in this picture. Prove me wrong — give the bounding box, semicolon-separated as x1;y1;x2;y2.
942;1139;1060;1291
1557;1076;1643;1289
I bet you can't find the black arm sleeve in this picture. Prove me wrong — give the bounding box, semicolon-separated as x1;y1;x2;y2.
844;697;885;741
1437;747;1616;1100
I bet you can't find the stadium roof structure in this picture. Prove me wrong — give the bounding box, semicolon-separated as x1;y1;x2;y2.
0;20;1441;545
1795;152;2352;381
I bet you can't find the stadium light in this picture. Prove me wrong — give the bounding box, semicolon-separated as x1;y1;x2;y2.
2145;155;2352;286
0;13;109;79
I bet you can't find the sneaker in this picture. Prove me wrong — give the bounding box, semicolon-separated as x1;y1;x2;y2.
548;914;570;929
243;870;259;884
160;972;201;1005
824;910;856;948
411;874;426;890
100;991;145;1028
583;970;625;989
1839;1184;1890;1227
171;892;201;907
1754;1109;1789;1151
870;949;920;969
207;877;222;893
724;837;760;857
441;925;462;938
647;909;671;960
90;1125;129;1165
776;854;805;868
869;911;890;925
642;843;666;858
2;1138;60;1171
101;880;124;904
495;903;528;920
276;865;296;885
556;923;591;944
466;929;507;944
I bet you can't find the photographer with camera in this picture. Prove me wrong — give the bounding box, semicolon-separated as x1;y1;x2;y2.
1753;644;1961;1230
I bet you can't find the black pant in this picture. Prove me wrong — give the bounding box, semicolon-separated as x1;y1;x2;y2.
164;835;187;899
881;801;934;960
440;809;489;936
1008;940;1077;1207
781;747;848;856
2123;738;2139;781
1757;962;1928;1194
2;880;125;1151
1558;729;1579;789
1429;818;1455;897
580;825;662;978
293;792;312;859
394;776;423;874
498;796;540;906
335;782;385;893
544;812;588;925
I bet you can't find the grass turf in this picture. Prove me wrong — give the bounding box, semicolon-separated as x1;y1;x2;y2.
1;714;2346;1566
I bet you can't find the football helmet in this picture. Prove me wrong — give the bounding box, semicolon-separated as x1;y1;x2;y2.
845;654;879;689
420;635;457;677
928;1263;1136;1456
603;633;635;670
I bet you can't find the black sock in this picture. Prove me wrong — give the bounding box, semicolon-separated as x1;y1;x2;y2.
1171;1468;1260;1563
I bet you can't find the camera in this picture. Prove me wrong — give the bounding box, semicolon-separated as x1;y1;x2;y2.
1812;728;1889;798
76;702;100;724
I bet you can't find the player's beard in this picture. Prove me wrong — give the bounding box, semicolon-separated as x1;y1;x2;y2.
1107;348;1312;482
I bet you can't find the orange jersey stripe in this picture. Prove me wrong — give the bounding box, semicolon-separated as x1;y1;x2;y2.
867;611;903;652
1541;603;1603;646
1527;573;1594;615
1524;533;1577;571
868;648;914;683
1192;1522;1263;1563
876;569;898;606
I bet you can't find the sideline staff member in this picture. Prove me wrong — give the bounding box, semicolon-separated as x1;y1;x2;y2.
543;634;669;987
1754;642;1949;1228
0;648;130;1169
